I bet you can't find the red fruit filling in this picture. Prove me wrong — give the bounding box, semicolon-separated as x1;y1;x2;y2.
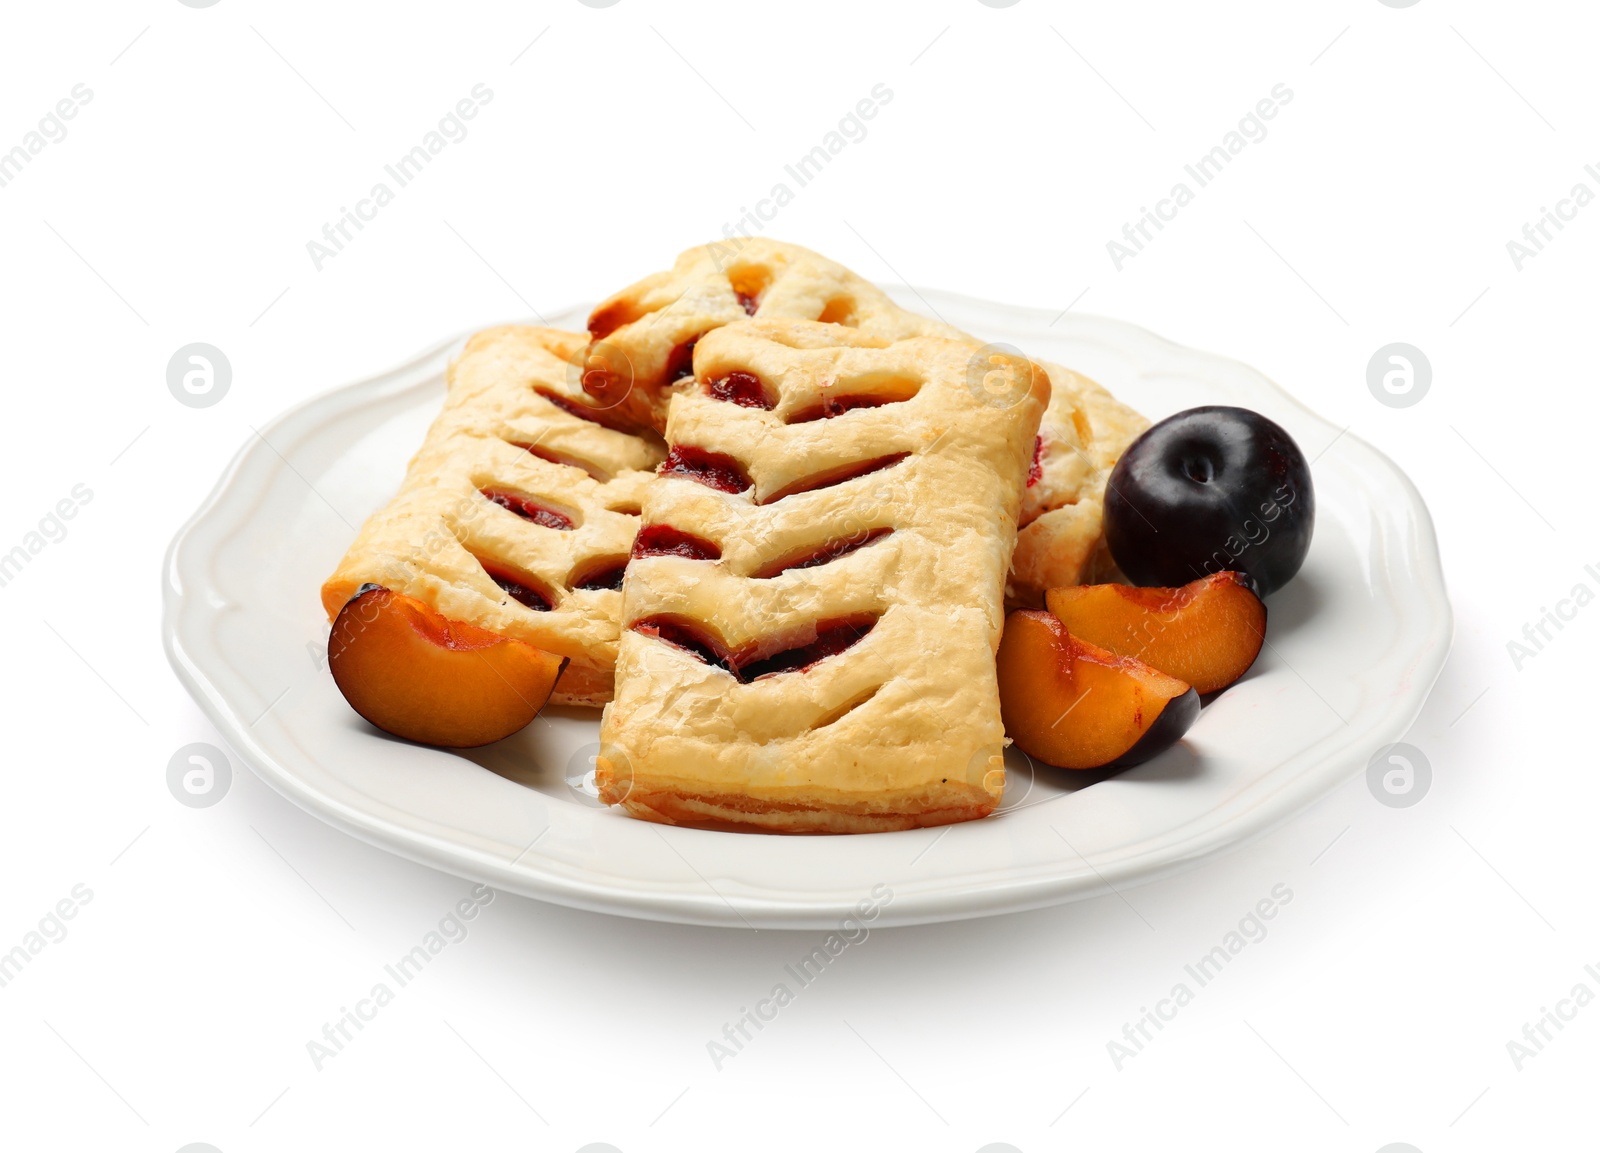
761;452;907;505
706;370;773;409
571;559;628;592
480;562;553;611
481;489;573;530
753;528;892;579
788;394;901;423
630;526;722;561
665;337;698;384
631;614;877;683
534;388;637;433
658;446;753;494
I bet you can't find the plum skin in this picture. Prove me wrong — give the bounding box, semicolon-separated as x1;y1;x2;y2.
1104;406;1314;597
1114;686;1200;767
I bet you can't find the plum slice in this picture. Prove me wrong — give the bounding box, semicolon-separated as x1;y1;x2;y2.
1045;572;1266;695
997;610;1199;770
328;588;564;748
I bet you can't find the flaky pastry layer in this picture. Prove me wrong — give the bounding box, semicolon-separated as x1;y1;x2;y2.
583;239;1147;601
321;326;664;706
596;319;1048;831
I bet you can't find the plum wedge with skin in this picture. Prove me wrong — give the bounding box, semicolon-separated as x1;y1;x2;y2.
1045;572;1266;695
328;587;565;748
997;609;1200;771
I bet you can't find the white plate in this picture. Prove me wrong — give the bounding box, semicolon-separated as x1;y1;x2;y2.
163;291;1452;928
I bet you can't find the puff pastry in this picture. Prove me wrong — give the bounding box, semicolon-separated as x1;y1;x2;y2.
321;326;664;707
581;239;1147;602
1011;361;1149;605
581;238;959;431
595;319;1049;832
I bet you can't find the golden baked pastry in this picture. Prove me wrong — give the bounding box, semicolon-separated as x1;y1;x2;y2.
321;326;664;707
580;239;1146;602
580;237;962;431
1011;361;1149;605
595;318;1049;832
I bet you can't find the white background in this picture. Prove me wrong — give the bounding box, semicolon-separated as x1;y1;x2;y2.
1;1;1594;1150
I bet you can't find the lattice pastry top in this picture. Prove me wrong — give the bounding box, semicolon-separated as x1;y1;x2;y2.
580;239;1147;602
321;326;664;707
595;318;1049;832
580;238;962;431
